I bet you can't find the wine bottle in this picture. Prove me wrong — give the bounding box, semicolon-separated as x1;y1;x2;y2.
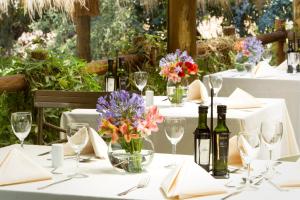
212;105;230;178
105;59;116;92
117;57;129;90
194;106;211;172
287;39;294;73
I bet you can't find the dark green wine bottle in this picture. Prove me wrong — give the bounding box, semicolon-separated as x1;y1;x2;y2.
117;57;128;90
212;105;230;177
105;59;116;92
194;106;211;172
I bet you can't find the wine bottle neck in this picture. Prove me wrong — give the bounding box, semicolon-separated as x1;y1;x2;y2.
198;113;208;129
216;113;226;127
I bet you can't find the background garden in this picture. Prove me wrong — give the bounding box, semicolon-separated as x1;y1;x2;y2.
0;0;293;146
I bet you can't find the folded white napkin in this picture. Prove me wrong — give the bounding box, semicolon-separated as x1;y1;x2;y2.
0;148;52;186
64;127;108;159
161;160;226;199
226;88;262;109
272;162;300;188
228;135;242;166
187;79;209;103
253;62;282;78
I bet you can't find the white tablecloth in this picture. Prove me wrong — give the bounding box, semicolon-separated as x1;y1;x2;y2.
203;69;300;146
60;96;299;160
1;145;300;200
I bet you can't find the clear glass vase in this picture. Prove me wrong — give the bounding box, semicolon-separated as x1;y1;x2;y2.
166;79;188;106
108;136;154;173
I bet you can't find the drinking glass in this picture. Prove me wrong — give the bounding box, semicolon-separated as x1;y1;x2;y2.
67;123;89;178
262;46;272;64
288;52;299;74
260;121;283;177
237;131;261;190
208;74;223;105
134;71;148;95
164;117;186;156
11;112;32;148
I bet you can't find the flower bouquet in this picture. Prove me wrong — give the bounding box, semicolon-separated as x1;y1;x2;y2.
233;37;264;72
97;90;164;173
159;49;198;105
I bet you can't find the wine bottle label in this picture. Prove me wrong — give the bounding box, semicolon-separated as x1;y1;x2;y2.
199;139;210;165
119;77;128;90
106;78;115;92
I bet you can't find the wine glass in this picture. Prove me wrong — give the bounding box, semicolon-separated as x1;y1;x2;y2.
260;121;283;178
288;52;299;74
164;117;186;165
237;131;261;190
134;71;148;95
11;112;32;148
262;46;272;64
208;74;223;105
67;123;89;178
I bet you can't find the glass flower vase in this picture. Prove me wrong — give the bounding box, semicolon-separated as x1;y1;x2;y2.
166;79;188;106
108;136;154;173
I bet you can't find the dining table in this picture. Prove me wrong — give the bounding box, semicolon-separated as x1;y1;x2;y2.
60;96;299;160
1;144;300;200
203;67;300;147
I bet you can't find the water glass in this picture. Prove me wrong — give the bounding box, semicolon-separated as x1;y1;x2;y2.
134;71;148;95
11;112;32;148
288;52;299;74
208;74;223;97
260;121;283;177
67;123;89;178
237;131;260;190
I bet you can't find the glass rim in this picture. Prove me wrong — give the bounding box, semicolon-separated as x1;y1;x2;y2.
11;112;32;115
134;71;148;74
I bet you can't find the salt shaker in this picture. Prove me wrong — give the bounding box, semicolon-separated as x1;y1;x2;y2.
145;90;154;107
51;144;64;168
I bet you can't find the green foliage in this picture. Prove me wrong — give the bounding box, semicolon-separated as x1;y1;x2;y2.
0;51;101;145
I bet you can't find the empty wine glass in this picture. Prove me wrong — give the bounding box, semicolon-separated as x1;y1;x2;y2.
67;123;89;178
134;71;148;95
11;112;32;148
260;121;283;178
164;117;185;166
237;131;261;190
208;74;223;105
262;46;272;64
288;52;299;74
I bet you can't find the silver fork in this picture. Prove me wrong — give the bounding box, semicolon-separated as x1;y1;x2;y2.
117;176;150;196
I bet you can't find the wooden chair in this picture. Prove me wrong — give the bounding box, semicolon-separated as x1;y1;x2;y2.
33;90;108;144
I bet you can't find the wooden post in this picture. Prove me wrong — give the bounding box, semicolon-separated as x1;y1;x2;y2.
167;0;197;56
73;0;100;62
0;74;27;93
294;0;300;30
75;15;91;62
274;19;286;65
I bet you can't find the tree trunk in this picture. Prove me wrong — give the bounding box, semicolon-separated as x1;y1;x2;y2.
167;0;197;57
75;15;91;62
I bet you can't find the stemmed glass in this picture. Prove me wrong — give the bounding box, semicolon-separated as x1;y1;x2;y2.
164;117;186;166
237;131;261;190
11;112;32;148
288;52;299;74
67;123;89;178
260;121;283;178
134;71;148;96
262;45;272;64
208;74;223;105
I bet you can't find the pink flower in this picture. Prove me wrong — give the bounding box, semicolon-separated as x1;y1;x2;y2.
138;106;164;136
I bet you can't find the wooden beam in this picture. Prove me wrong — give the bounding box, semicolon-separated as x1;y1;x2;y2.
294;0;300;30
0;74;27;93
167;0;197;57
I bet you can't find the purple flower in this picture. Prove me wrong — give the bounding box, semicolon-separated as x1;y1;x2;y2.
96;90;145;127
237;37;264;64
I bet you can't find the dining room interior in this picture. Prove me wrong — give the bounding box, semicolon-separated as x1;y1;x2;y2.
1;0;300;200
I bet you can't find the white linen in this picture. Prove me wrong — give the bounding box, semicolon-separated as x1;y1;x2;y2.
226;88;262;109
1;145;300;200
161;160;226;199
64;127;108;159
203;66;300;146
187;79;209;103
253;62;283;78
273;162;300;188
0;148;51;186
60;96;299;161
